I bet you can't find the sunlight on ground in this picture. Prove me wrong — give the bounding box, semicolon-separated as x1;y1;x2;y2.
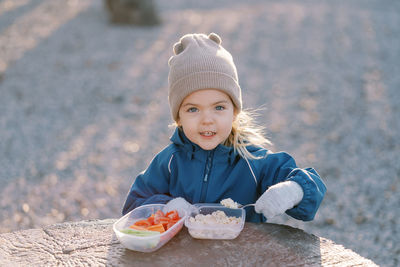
0;0;92;73
0;0;30;16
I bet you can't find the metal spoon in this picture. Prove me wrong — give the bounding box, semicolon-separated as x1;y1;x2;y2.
238;203;255;209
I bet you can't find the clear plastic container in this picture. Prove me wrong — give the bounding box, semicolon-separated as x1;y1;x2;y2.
113;204;187;252
184;203;245;240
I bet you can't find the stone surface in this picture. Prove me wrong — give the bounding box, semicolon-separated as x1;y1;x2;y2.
0;219;377;266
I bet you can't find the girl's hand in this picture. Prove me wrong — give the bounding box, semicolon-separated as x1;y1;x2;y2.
165;197;197;216
255;181;304;220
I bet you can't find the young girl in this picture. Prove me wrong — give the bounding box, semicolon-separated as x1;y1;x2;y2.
122;33;326;222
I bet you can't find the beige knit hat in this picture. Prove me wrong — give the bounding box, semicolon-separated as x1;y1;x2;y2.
168;33;242;121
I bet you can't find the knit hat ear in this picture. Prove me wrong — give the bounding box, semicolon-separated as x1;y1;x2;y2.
208;32;221;45
173;42;184;55
168;42;184;66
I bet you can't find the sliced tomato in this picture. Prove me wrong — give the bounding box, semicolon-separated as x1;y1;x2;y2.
129;210;181;232
147;214;155;225
154;210;168;223
165;210;180;220
153;215;170;227
153;210;164;223
155;210;165;217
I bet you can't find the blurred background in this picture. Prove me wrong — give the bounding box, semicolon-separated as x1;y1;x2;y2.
0;0;399;266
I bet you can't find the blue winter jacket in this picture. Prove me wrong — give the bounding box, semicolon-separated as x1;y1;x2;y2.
122;128;326;222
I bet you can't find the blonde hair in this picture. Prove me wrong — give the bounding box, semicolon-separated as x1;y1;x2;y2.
223;109;272;160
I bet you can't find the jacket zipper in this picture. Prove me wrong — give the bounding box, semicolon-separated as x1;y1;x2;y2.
200;150;214;202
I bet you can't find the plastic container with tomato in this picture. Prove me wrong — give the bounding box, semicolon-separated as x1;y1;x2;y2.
113;204;187;252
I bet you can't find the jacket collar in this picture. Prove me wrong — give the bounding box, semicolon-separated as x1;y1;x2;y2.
170;127;238;164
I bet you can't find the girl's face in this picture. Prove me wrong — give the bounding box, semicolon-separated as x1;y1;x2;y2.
177;89;236;150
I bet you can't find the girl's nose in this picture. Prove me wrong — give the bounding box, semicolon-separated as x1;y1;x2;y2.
200;111;214;124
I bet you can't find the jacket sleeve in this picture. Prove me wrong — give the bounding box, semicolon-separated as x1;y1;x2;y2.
122;152;174;215
260;152;327;221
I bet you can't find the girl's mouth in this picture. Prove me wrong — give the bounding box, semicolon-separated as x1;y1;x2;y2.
200;131;216;137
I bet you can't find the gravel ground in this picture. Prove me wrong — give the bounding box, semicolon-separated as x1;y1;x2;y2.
0;0;399;266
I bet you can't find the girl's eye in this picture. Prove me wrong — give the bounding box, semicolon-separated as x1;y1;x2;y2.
187;107;198;113
215;105;225;111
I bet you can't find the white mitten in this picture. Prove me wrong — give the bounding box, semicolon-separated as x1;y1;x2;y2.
164;197;197;217
255;181;304;219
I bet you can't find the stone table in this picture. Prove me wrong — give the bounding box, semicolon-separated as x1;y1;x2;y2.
0;219;377;266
